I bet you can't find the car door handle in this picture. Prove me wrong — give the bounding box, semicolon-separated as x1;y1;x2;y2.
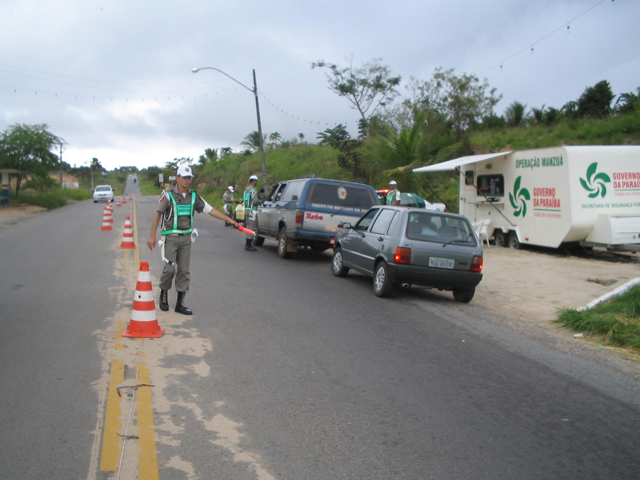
378;236;384;242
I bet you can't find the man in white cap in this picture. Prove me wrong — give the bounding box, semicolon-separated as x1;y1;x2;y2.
243;174;261;251
387;180;401;206
222;185;238;227
147;165;240;315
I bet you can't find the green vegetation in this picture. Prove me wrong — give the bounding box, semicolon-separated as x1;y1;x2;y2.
555;287;640;352
9;187;92;210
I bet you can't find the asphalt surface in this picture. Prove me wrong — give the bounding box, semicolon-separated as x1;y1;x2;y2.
1;178;639;479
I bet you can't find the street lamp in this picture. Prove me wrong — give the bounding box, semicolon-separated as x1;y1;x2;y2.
192;67;268;186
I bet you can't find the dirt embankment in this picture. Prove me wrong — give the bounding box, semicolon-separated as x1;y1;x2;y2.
475;246;640;325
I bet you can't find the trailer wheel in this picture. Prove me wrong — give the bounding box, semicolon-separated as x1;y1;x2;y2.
508;232;521;249
494;230;507;247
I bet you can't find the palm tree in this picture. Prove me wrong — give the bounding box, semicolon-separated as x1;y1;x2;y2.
268;132;282;148
615;88;640;114
298;132;305;143
241;131;265;152
504;101;530;127
361;113;428;192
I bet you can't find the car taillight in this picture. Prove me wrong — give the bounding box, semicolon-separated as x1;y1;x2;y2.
393;247;411;264
296;211;303;227
329;237;335;245
470;256;483;272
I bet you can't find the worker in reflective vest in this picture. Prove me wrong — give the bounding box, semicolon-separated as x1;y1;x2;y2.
147;165;239;315
222;186;238;227
243;174;261;251
387;180;401;206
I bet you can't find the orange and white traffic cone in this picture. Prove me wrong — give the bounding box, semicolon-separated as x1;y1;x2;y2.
122;194;127;204
101;208;113;230
129;193;133;201
120;216;136;249
116;196;121;207
122;261;164;338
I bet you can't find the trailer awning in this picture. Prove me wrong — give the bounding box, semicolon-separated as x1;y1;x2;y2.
413;151;512;173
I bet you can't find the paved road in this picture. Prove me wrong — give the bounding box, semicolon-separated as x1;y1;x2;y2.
1;178;639;479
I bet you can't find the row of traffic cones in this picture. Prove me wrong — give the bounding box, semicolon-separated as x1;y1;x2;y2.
100;196;165;338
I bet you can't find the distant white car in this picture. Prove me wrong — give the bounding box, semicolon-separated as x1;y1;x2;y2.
93;185;114;203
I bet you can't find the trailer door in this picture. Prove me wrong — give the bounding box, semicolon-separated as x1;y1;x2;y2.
460;167;477;221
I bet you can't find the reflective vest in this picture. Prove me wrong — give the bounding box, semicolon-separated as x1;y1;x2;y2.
223;192;233;205
161;191;196;235
387;189;399;205
243;188;257;211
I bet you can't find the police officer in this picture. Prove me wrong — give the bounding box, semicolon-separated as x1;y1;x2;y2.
243;175;261;251
222;186;238;227
147;165;239;314
387;180;401;206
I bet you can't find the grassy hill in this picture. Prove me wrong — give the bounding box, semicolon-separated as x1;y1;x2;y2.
193;112;640;213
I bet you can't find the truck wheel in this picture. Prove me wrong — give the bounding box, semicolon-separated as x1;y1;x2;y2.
373;261;394;297
508;232;521;249
494;230;507;247
331;248;350;277
278;228;293;259
253;236;265;247
453;287;476;303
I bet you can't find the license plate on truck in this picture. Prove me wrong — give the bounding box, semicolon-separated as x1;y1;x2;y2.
428;257;455;269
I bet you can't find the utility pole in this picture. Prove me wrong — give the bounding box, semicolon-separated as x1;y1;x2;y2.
252;69;268;187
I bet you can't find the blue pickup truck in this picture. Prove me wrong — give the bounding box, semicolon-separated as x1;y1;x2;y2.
253;178;379;258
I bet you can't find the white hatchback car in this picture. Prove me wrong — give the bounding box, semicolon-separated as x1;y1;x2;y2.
93;185;115;203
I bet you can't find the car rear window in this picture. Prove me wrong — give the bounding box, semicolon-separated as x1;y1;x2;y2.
306;182;376;213
406;212;476;246
96;186;112;192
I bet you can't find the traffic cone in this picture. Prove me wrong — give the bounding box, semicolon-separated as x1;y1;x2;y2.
129;193;133;201
122;194;127;204
101;208;113;229
116;196;121;207
120;216;136;249
122;261;164;338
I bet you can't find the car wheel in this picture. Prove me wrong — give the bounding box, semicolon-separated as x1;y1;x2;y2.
253;236;265;247
278;228;293;259
373;261;393;297
494;230;507;247
453;287;476;303
508;232;521;249
331;248;350;277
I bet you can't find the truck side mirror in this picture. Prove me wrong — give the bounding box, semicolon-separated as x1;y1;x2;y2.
340;222;352;229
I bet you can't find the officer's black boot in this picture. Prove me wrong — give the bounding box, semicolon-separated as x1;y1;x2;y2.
245;238;257;251
159;289;169;312
175;292;193;315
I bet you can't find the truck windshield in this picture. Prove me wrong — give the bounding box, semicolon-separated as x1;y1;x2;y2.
306;183;376;213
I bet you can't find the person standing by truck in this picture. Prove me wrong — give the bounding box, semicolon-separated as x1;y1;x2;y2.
222;186;237;227
387;180;401;206
243;175;261;251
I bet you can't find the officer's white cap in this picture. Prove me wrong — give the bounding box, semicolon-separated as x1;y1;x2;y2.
228;186;234;193
389;180;397;186
249;175;259;181
177;165;193;177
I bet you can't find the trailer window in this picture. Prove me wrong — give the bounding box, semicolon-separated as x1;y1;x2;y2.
477;174;504;197
465;171;474;186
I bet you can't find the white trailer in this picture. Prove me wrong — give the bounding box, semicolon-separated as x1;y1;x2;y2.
413;146;640;251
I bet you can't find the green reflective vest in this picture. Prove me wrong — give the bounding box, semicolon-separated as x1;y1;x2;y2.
161;191;196;235
386;189;397;205
243;188;257;211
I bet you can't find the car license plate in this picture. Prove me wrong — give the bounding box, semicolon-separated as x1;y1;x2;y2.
428;257;455;269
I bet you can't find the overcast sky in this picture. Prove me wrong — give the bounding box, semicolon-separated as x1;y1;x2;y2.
1;0;638;171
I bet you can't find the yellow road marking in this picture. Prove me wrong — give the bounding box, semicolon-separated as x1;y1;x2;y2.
99;360;124;471
137;362;160;480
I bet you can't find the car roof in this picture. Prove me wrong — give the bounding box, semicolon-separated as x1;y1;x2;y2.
371;205;465;219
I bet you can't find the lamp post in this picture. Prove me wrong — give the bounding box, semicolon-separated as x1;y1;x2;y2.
192;67;268;187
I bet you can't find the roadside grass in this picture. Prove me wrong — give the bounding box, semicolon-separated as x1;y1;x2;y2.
555;286;640;352
9;188;92;210
139;179;162;197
